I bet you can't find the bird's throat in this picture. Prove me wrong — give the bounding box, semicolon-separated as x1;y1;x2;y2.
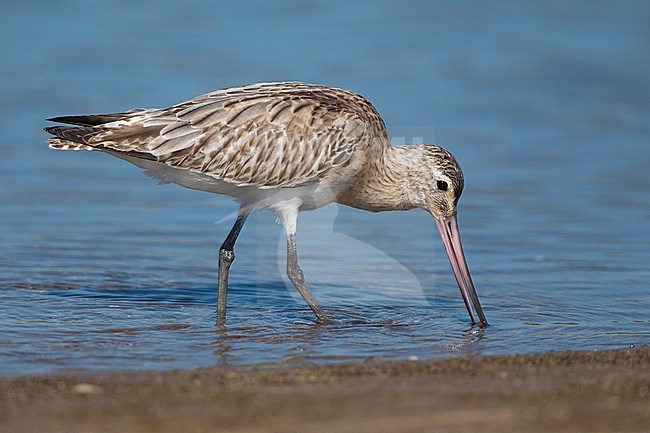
336;146;420;212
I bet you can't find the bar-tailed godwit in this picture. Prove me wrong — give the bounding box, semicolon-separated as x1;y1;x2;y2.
45;82;487;326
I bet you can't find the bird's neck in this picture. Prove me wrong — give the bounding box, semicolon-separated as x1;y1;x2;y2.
336;145;424;212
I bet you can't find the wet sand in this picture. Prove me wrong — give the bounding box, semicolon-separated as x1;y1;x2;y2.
1;346;649;433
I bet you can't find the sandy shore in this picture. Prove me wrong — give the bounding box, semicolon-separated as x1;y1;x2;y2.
1;346;649;433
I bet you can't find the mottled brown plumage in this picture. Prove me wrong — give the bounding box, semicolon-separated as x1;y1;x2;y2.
45;81;486;326
47;82;385;189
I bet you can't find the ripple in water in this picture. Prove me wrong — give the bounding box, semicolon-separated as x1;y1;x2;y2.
1;0;649;375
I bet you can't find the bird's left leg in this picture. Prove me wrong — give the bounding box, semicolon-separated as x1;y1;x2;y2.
278;203;330;324
217;207;250;325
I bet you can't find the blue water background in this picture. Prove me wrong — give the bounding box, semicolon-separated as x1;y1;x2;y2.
1;1;649;375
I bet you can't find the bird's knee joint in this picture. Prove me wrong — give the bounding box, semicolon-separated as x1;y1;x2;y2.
219;249;235;263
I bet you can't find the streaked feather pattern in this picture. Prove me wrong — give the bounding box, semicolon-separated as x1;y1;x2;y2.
46;82;388;189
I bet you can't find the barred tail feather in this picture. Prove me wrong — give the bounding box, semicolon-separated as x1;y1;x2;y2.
47;138;95;151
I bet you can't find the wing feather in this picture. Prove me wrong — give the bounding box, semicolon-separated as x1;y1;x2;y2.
46;82;388;188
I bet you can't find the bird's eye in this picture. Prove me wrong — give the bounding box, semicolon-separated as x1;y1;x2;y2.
437;180;448;191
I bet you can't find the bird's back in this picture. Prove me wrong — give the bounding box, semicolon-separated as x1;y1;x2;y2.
46;82;389;192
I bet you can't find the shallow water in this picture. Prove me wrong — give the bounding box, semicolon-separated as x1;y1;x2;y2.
1;1;649;376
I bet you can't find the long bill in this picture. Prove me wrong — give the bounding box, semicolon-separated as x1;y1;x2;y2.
434;214;488;326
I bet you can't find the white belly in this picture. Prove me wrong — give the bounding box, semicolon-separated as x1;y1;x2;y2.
113;152;340;212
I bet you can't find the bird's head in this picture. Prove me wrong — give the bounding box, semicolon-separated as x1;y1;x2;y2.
417;145;464;219
411;144;487;326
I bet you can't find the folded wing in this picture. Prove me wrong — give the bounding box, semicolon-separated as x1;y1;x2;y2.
46;82;386;189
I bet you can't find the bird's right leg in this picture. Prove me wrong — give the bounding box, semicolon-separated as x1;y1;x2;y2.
278;203;331;324
217;208;250;325
286;233;331;324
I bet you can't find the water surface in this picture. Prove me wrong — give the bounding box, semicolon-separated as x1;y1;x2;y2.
1;1;649;376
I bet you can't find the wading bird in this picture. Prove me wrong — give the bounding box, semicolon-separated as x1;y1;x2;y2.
45;82;487;326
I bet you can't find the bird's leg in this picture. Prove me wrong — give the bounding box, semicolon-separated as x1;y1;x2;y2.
286;233;330;324
276;203;330;323
217;208;250;325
